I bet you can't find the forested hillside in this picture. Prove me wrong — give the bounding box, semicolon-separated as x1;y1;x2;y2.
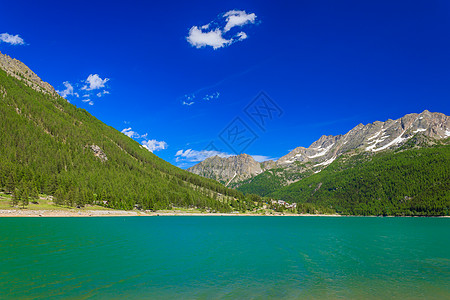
269;142;450;216
236;165;313;197
0;68;255;212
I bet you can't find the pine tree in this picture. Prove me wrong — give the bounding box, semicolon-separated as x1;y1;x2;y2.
12;188;20;206
54;188;65;206
30;186;39;204
21;190;29;209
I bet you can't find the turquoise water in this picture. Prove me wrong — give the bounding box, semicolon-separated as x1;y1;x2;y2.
0;217;449;299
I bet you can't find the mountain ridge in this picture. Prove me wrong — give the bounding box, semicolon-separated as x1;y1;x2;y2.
188;110;450;187
0;51;56;96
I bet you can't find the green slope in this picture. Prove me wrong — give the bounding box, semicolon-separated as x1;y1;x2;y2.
236;164;314;196
268;144;450;216
0;68;251;212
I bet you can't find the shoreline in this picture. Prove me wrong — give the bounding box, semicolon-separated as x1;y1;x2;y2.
0;209;341;217
0;209;448;217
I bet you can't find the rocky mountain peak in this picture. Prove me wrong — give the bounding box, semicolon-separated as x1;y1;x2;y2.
0;51;56;96
187;153;275;185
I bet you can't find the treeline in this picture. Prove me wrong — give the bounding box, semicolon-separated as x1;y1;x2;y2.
269;146;450;216
0;69;255;212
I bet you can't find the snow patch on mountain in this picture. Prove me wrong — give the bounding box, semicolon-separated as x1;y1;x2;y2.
315;156;336;166
372;132;409;152
413;128;426;133
366;132;389;151
309;144;333;158
367;131;382;141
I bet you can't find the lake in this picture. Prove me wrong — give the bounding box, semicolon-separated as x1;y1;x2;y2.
0;216;449;299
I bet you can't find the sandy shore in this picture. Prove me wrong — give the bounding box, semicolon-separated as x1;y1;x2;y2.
0;209;144;217
0;209;342;217
1;210;446;217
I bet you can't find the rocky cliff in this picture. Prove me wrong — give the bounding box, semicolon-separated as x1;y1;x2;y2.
0;51;56;96
187;154;275;185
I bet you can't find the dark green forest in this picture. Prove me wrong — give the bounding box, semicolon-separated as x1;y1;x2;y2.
0;69;260;212
268;145;450;216
236;164;314;197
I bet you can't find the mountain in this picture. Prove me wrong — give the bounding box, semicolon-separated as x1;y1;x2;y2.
189;110;450;186
0;51;257;213
187;154;276;186
276;110;449;166
270;144;450;216
188;111;450;215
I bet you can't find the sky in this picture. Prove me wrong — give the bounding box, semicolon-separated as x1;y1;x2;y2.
1;0;449;168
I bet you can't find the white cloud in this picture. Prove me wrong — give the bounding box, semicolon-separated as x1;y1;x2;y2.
175;149;231;162
237;32;247;41
0;33;25;45
223;10;257;32
121;127;149;139
58;74;109;105
82;98;94;105
250;155;277;162
203;92;220;101
182;94;196;106
175;148;275;164
56;81;74;98
186;9;257;50
121;127;140;138
82;74;109;91
184;94;195;101
181;91;219;105
187;26;232;50
97;90;110;97
121;128;164;152
142;139;168;152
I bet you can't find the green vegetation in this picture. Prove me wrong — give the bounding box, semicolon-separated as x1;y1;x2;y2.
236;167;313;196
269;145;450;216
0;191;113;211
0;69;262;213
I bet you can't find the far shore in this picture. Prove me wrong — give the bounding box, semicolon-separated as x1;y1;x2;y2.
1;209;448;218
0;209;342;217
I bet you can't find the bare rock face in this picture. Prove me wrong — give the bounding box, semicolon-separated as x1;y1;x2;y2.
277;110;450;167
90;145;108;162
187;154;274;185
260;160;276;170
188;110;450;184
0;51;57;96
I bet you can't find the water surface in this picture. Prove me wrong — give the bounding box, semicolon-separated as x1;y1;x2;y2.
0;216;449;299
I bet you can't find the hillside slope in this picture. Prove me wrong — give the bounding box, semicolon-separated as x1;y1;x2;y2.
0;52;248;212
270;141;450;216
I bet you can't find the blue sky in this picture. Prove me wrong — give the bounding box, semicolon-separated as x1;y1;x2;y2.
1;0;449;168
